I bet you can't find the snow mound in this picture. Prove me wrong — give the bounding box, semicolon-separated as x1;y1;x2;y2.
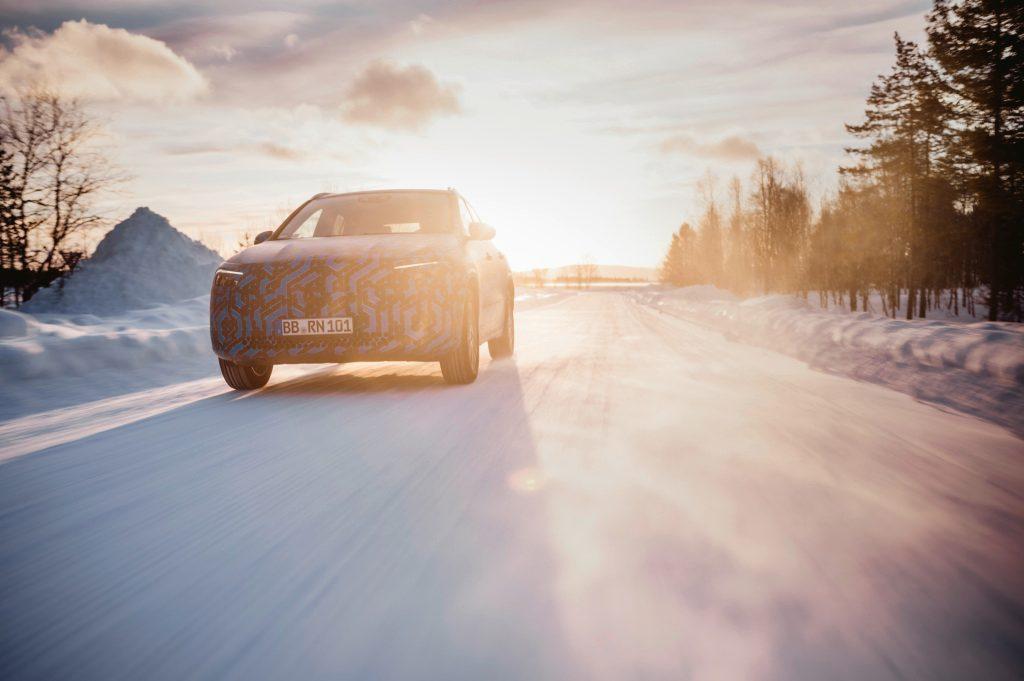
24;207;222;315
642;286;1024;434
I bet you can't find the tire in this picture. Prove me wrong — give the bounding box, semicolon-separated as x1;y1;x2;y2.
219;358;273;390
440;291;480;385
488;293;515;359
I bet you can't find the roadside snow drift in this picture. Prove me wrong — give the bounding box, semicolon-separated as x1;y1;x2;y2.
640;286;1024;434
0;298;210;383
24;207;221;315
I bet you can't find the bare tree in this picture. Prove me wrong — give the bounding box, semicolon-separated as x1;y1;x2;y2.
530;267;547;288
236;231;254;253
696;171;724;286
575;256;598;289
749;158;809;293
0;90;126;304
723;176;752;294
1;93;51;302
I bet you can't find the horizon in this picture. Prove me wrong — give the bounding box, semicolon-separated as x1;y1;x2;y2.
0;0;931;270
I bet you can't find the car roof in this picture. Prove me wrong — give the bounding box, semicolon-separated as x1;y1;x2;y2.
311;188;456;200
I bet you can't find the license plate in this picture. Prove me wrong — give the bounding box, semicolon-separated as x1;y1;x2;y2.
280;317;352;336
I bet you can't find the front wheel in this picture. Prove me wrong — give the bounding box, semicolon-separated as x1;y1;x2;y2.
219;358;273;390
440;292;479;384
488;294;515;359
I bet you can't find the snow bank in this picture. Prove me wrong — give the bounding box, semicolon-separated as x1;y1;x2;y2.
0;297;210;383
641;286;1024;433
24;207;222;315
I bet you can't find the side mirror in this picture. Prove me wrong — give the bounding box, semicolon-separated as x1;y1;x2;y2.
254;230;272;245
468;222;495;240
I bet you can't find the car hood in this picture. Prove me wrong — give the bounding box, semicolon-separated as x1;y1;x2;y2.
225;234;463;266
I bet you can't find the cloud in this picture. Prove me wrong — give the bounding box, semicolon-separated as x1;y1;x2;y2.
408;14;435;35
341;60;461;131
0;20;207;102
163;140;308;161
209;44;238;61
659;134;761;161
145;11;306;65
254;141;305;160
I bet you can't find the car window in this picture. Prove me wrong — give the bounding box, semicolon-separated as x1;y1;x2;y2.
458;198;474;234
290;208;322;239
278;192;455;238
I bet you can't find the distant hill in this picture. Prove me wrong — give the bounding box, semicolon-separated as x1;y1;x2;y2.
515;264;657;282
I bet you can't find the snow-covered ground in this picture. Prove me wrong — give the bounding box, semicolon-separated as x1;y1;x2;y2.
514;286;574;309
0;297;209;385
1;290;1022;680
637;285;1024;436
0;206;223;418
0;285;563;380
6;205;1021;678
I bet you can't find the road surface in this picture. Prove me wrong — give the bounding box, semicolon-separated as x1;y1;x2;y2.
1;290;1022;680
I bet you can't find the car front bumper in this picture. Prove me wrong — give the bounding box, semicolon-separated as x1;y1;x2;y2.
210;257;464;364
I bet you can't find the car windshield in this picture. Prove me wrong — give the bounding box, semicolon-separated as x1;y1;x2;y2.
276;192;455;239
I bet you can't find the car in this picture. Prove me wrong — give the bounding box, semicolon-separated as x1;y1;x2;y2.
210;189;514;390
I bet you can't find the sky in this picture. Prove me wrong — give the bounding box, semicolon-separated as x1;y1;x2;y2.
0;0;932;270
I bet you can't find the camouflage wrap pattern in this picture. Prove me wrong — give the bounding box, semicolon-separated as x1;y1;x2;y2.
210;250;463;364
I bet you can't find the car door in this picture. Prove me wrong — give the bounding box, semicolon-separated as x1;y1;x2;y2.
459;196;503;338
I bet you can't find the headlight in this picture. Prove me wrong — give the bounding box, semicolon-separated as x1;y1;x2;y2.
215;268;243;286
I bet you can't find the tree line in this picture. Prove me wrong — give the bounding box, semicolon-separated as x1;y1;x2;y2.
660;0;1023;321
0;91;123;307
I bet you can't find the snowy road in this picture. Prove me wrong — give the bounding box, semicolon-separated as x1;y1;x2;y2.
2;290;1023;680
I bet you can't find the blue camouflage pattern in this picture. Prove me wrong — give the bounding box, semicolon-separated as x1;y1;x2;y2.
210;241;465;364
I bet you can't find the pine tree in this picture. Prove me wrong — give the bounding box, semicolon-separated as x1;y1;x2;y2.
0;139;17;307
845;34;952;318
928;0;1024;320
659;231;684;285
659;223;700;286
